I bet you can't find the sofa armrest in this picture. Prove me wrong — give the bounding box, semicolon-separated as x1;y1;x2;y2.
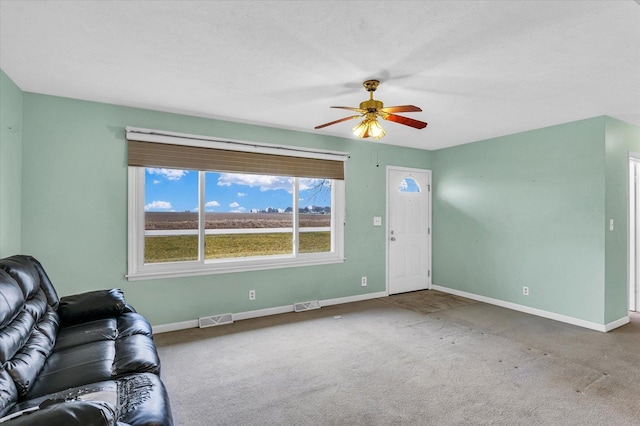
58;289;132;327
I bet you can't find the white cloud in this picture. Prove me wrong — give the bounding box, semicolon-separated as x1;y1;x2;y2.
229;202;240;208
147;168;188;181
218;174;293;192
237;192;246;197
231;207;247;213
299;178;328;191
144;200;172;211
204;200;220;212
153;179;161;184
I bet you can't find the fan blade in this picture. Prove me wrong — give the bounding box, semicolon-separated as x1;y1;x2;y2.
330;106;367;113
315;115;361;129
381;113;428;129
379;105;422;114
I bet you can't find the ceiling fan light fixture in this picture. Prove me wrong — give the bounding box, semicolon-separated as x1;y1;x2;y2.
352;116;386;140
315;79;426;140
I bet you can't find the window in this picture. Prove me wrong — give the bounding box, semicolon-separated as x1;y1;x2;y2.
398;177;421;193
126;127;346;280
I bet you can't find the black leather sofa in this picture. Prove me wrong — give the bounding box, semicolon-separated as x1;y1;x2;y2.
0;255;173;425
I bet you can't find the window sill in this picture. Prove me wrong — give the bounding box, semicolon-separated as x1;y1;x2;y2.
126;256;346;281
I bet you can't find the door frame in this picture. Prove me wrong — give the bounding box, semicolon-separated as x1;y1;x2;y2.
629;152;640;311
385;165;433;295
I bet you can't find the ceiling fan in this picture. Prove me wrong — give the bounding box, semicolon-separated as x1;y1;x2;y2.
314;79;428;140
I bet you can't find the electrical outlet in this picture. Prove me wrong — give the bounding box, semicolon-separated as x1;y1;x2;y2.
523;287;529;296
361;276;367;287
249;290;256;300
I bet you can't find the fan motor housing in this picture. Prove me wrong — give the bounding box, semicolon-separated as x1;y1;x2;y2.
360;99;383;112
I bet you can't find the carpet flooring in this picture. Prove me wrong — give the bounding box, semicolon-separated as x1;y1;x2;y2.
154;290;640;425
379;290;478;314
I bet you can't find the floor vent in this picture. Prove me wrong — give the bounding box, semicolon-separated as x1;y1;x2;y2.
294;300;321;312
198;313;233;328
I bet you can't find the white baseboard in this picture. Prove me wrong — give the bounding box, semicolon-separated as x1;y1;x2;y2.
604;315;630;331
232;305;294;322
432;285;629;333
320;291;388;307
152;319;199;334
152;291;388;334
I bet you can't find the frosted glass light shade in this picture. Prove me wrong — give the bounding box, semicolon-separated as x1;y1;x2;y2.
352;117;386;140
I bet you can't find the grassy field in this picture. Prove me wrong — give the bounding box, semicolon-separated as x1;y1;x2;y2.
144;232;330;263
144;212;331;263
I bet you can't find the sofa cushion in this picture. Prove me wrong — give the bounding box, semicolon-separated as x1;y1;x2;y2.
0;369;18;418
58;289;128;327
8;373;173;426
54;318;119;352
0;258;40;301
54;312;153;352
34;308;59;347
2;400;117;425
0;268;60;400
0;270;25;328
0;290;54;364
0;310;35;365
23;256;59;310
113;334;161;377
0;255;59;310
116;312;153;338
9;378;119;414
22;291;47;324
117;373;174;426
26;333;160;399
26;341;116;399
5;328;55;398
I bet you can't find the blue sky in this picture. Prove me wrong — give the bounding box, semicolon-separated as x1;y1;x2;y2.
144;168;331;213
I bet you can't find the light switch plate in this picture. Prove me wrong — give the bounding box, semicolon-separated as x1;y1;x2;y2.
373;216;382;226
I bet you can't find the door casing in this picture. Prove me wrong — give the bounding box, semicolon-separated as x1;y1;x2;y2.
629;153;640;311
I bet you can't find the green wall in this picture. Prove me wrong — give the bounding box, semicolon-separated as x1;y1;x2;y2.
432;118;608;324
19;91;431;326
0;70;22;257
432;117;640;326
604;117;640;323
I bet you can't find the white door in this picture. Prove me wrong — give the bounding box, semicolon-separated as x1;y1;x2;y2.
387;167;432;295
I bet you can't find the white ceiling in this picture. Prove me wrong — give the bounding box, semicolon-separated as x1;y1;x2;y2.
1;0;639;150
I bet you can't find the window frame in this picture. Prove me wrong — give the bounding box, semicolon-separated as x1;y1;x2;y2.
126;128;347;281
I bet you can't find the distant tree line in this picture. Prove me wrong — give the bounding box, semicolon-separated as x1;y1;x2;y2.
254;206;331;214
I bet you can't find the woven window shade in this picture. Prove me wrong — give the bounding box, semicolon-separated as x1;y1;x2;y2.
128;140;344;180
